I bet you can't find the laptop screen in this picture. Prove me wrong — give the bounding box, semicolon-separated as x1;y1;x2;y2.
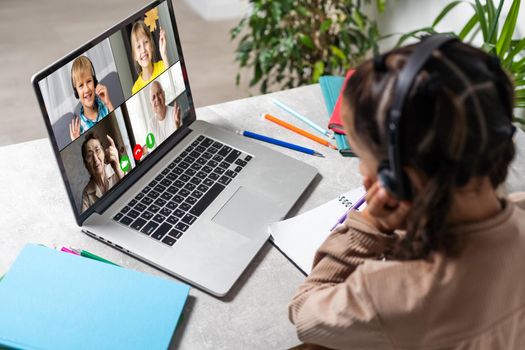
33;0;194;219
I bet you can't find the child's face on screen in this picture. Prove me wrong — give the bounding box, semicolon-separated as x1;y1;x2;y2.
74;71;96;109
133;31;154;69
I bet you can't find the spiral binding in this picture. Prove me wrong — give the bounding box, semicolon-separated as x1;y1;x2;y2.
338;195;353;208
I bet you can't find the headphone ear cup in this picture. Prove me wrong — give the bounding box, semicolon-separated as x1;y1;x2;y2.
378;160;398;197
73;84;79;99
378;161;413;200
378;169;398;198
91;61;98;88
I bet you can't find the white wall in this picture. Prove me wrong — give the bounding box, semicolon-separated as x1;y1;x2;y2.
375;0;525;50
182;0;249;21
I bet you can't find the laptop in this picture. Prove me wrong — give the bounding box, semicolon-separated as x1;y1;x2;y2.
31;0;317;296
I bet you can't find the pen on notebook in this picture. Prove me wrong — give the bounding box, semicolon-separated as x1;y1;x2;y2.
237;130;324;157
70;247;120;266
272;99;335;139
263;114;338;150
331;193;367;230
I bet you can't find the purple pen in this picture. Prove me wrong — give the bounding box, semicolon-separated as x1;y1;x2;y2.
331;193;367;230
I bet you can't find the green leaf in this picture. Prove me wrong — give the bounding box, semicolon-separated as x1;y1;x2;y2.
432;1;464;28
395;27;437;48
296;6;309;17
312;60;325;83
320;19;332;33
496;0;521;56
261;78;269;94
330;45;348;63
231;17;248;39
516;89;525;99
249;62;262;87
486;0;504;45
352;9;365;32
299;34;315;49
458;13;479;41
486;0;496;24
271;2;282;23
512;57;525;73
376;0;386;13
473;0;488;39
504;39;525;67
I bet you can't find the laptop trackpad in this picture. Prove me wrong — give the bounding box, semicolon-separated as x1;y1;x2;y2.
212;186;276;238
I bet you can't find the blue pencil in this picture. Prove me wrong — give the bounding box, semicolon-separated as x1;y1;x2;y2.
237;130;324;157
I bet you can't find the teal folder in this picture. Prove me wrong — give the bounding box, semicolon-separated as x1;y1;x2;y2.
0;244;190;350
319;75;354;156
319;75;345;116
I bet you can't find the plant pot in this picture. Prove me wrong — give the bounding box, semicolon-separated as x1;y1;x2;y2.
505;124;525;193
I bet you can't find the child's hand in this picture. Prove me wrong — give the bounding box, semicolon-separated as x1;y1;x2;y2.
361;180;411;233
159;27;167;56
173;103;182;128
95;84;112;110
159;27;169;66
69;116;81;141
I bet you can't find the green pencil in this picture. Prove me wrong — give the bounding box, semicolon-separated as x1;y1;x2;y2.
70;248;120;267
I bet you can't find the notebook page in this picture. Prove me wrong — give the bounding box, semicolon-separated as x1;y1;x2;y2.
270;187;365;275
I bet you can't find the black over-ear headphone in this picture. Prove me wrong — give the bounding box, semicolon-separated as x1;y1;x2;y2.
71;56;98;99
377;35;458;200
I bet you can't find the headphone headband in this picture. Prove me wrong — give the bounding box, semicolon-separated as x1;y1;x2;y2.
381;35;457;200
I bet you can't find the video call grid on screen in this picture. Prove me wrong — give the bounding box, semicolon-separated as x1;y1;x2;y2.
36;1;192;216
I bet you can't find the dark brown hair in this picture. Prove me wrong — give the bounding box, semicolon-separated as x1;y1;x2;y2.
344;40;516;259
81;132;102;163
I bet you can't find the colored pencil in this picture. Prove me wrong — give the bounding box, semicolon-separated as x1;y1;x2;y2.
263;114;338;150
272;99;335;139
237;130;324;157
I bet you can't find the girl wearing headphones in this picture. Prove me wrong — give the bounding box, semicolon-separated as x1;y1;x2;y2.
289;37;525;349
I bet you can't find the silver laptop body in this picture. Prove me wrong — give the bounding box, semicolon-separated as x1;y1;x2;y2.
32;0;317;296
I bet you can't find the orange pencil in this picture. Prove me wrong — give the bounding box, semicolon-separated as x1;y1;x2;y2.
264;114;338;150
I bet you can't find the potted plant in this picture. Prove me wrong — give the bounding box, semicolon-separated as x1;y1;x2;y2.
230;0;387;93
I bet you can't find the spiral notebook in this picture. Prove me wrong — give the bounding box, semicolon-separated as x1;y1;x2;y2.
269;187;365;275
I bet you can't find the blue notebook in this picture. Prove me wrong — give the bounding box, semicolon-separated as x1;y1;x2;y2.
0;244;190;350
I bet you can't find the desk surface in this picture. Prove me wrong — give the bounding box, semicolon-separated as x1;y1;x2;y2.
0;84;363;349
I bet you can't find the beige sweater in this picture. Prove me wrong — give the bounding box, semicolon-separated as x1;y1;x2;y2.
289;194;525;350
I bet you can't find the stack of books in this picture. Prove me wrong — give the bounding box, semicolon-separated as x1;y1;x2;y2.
319;71;356;157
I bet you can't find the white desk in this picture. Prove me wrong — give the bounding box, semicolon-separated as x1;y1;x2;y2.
0;84;364;349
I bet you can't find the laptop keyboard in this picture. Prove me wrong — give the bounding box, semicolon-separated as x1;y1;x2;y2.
112;135;253;246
